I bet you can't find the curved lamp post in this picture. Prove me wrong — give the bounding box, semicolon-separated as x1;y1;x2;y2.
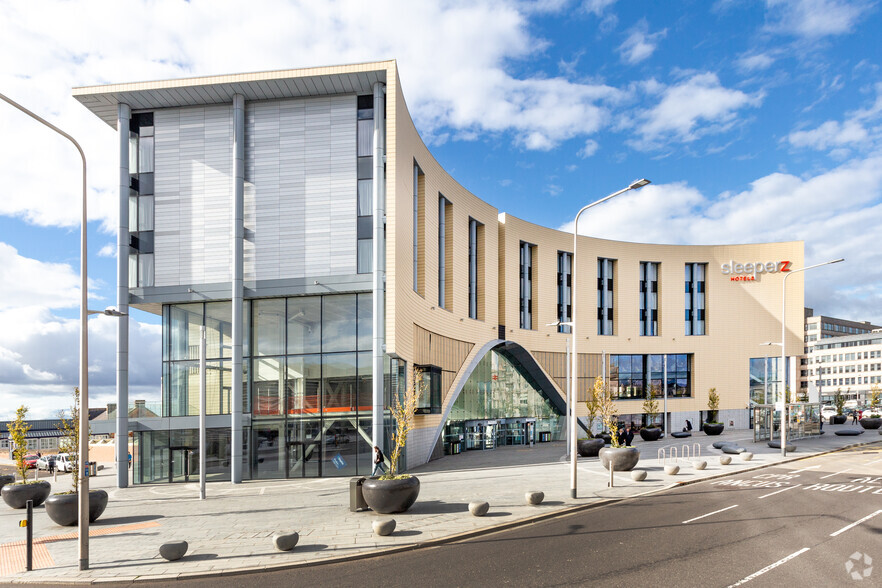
780;258;844;456
0;92;90;569
571;179;651;498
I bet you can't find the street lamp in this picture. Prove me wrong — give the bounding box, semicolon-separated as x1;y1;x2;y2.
780;258;844;457
571;179;651;498
1;92;91;570
547;320;573;458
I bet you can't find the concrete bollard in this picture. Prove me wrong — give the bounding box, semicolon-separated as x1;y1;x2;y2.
630;470;647;481
159;541;189;561
372;519;396;536
525;491;544;505
741;452;754;462
273;532;299;551
693;460;707;470
664;464;680;475
469;501;490;516
720;456;732;465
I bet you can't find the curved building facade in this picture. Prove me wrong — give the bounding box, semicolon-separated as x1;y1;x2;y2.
74;60;805;483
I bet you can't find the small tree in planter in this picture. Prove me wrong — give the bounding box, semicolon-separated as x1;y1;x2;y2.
597;379;639;471
1;406;52;509
832;389;847;424
361;368;425;514
45;388;108;526
639;386;663;441
578;376;606;457
859;384;882;430
703;388;724;435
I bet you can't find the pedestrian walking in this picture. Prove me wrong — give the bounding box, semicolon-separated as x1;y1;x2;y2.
48;457;55;476
371;445;386;477
851;411;858;424
625;425;635;446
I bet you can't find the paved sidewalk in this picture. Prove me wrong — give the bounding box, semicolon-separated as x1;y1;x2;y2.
1;425;878;584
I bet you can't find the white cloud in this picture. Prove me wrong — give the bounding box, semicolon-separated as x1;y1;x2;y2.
557;155;882;324
736;52;776;72
628;73;764;149
618;21;667;65
787;83;882;152
581;0;619;16
0;242;82;310
578;139;599;158
765;0;873;38
97;243;116;258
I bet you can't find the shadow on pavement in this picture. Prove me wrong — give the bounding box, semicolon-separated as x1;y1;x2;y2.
94;514;164;525
406;500;468;515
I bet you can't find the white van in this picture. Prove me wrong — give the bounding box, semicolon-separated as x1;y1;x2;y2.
844;399;859;410
54;453;74;473
821;405;837;419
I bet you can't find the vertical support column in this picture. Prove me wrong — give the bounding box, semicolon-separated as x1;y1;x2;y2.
372;82;386;452
231;94;245;483
199;326;206;499
116;103;131;489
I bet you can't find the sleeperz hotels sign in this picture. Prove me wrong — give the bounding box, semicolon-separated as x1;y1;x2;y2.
721;260;791;282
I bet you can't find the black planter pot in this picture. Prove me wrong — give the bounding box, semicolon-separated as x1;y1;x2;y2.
595;433;612;445
0;475;15;492
703;423;725;436
639;427;663;441
831;415;847;425
577;438;604;457
859;417;882;430
599;447;640;471
1;481;51;509
45;490;109;526
361;476;420;514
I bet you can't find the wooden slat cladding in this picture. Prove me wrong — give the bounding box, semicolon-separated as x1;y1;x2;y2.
413;325;474;403
532;351;605;402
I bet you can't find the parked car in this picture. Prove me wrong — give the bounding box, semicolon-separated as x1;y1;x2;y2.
821;406;837;419
36;455;57;470
23;455;39;469
54;453;74;473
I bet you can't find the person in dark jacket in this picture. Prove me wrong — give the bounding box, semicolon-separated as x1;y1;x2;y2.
371;446;386;477
624;425;635;446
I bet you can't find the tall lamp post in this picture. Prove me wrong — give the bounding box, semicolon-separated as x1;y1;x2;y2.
1;92;91;570
780;258;844;456
571;179;651;498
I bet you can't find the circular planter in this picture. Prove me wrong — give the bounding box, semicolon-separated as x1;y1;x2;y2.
594;433;612;445
2;481;51;509
361;476;420;514
859;417;882;430
831;415;847;425
598;447;640;472
639;427;663;441
45;490;108;526
577;438;604;457
703;423;725;436
0;475;15;492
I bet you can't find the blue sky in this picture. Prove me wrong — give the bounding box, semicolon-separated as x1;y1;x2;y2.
1;0;881;418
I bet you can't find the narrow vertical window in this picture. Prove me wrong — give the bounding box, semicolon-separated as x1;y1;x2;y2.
597;258;615;335
129;111;154;287
520;242;536;330
639;262;659;336
356;95;373;274
438;195;446;308
685;262;706;335
557;252;572;333
468;218;481;320
413;162;425;294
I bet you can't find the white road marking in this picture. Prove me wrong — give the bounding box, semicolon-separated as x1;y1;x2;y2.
727;548;811;587
830;509;882;537
864;457;882;466
791;466;820;473
759;484;801;499
682;504;738;524
820;469;850;479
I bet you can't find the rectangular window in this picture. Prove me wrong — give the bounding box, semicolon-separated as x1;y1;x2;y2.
557;252;572;334
597;258;615;335
639;262;659;336
413;163;425;294
128;112;155;288
468;218;484;320
438;196;452;309
415;365;442;414
520;242;536;330
356;98;374;274
685;263;707;335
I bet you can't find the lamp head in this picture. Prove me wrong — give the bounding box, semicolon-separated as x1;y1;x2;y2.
629;178;651;189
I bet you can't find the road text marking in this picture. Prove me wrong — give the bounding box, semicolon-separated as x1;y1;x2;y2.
759;484;801;499
727;548;810;587
791;466;820;473
830;509;882;537
683;504;738;524
820;469;850;479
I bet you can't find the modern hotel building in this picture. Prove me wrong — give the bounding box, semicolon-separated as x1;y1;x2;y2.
73;61;806;485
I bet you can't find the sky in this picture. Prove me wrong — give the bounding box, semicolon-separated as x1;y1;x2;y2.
1;0;881;419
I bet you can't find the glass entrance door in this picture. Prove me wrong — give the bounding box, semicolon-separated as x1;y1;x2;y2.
169;446;195;483
287;419;321;478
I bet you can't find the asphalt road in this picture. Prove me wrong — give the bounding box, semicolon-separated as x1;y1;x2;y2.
23;444;882;588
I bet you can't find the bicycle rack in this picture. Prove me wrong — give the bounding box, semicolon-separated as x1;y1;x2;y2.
693;443;701;459
680;444;691;461
657;448;666;464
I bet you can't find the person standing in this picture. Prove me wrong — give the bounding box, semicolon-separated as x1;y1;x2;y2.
625;425;635;446
371;445;386;477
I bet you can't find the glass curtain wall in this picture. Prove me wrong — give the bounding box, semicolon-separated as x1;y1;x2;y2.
750;357;783;405
609;354;691;399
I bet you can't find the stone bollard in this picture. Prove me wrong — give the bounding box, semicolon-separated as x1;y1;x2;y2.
664;464;680;475
693;460;707;470
273;532;299;551
372;519;396;536
630;470;647;481
469;501;490;517
525;491;544;505
159;541;189;561
741;452;754;462
719;456;732;465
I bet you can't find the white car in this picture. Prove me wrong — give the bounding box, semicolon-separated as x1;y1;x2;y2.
54;453;74;473
821;406;837;419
